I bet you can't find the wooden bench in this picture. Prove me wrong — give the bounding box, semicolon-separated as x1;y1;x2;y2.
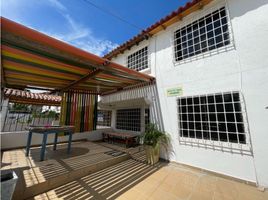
103;132;139;148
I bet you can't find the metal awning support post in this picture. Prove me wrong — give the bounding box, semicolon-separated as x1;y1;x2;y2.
1;97;9;131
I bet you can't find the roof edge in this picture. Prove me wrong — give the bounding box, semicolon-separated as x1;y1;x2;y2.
103;0;213;59
4;88;62;106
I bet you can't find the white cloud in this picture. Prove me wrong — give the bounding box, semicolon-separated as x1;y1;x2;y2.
74;39;118;56
45;0;118;56
2;0;118;56
45;30;118;56
47;0;67;12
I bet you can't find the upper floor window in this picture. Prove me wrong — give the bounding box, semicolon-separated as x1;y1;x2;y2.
174;7;231;62
127;46;148;71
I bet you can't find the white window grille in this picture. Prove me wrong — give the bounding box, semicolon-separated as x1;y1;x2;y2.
97;110;111;127
173;5;233;63
177;92;249;145
116;108;141;131
127;46;148;71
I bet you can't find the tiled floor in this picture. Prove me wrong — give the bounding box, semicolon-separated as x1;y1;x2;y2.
1;141;129;199
2;142;268;200
98;142;146;163
32;159;164;200
32;161;268;200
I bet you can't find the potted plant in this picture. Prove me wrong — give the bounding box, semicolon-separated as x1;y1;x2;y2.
140;123;170;165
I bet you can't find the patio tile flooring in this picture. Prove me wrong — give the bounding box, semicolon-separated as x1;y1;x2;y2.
32;161;268;200
2;141;267;200
97;142;146;163
1;141;130;199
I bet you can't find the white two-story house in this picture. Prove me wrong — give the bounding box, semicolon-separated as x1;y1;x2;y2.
100;0;268;189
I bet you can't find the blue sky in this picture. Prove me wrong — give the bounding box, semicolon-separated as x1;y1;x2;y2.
1;0;188;56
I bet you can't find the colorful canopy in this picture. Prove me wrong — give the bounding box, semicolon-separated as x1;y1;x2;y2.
60;91;97;133
104;0;212;59
1;17;154;95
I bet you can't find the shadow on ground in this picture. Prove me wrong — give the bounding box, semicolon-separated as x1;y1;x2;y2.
34;159;167;200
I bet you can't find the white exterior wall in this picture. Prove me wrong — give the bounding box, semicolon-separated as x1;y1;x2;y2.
0;129;108;150
109;0;268;187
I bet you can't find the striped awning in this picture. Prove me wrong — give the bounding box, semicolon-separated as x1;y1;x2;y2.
4;88;62;106
1;17;154;95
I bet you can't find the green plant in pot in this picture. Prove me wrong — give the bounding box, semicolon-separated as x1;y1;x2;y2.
140;123;170;165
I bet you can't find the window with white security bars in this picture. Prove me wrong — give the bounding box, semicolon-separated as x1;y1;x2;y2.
97;110;111;128
177;92;249;145
174;5;233;64
116;108;141;131
127;46;148;71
